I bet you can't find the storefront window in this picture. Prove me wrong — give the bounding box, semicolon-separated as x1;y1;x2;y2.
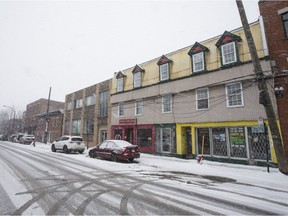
162;128;171;152
156;127;173;153
114;129;122;140
212;128;227;156
247;126;271;160
197;128;210;155
137;129;152;147
229;127;247;158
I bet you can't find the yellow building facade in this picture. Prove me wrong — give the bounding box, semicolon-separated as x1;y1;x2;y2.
110;21;278;165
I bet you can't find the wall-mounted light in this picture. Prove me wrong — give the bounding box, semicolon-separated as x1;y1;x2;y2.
275;87;284;97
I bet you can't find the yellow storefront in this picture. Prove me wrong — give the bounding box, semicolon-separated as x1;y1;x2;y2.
176;121;277;164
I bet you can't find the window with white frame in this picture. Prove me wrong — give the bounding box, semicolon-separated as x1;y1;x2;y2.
193;52;204;72
117;77;124;92
162;94;172;113
160;63;169;81
135;100;143;115
74;99;82;109
156;127;172;153
85;95;95;106
196;88;209;110
226;82;243;107
221;42;237;65
282;12;288;38
118;102;124;117
134;72;141;88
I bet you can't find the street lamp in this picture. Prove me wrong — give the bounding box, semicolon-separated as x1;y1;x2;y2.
3;105;16;134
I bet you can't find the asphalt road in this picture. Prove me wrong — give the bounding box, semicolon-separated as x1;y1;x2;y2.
0;141;287;215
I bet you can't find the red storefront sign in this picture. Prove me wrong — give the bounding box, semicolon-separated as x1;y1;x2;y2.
119;118;137;125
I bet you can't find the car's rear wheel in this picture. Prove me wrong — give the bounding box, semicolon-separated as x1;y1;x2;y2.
128;158;134;163
112;153;118;162
78;150;84;154
89;150;94;158
51;144;56;152
63;145;70;154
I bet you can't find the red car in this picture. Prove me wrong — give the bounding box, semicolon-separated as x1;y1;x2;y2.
89;140;140;162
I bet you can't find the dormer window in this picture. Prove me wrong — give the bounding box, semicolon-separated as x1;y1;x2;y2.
188;42;209;73
160;64;169;81
157;55;172;82
216;31;242;67
132;64;145;88
117;77;123;92
116;71;126;92
221;42;236;65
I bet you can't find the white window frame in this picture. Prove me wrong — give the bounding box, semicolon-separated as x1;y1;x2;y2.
135;100;143;116
196;88;209;110
134;72;141;88
160;63;169;81
118;102;124;117
226;82;244;107
221;42;237;65
193;52;204;72
162;94;172;113
117;77;124;92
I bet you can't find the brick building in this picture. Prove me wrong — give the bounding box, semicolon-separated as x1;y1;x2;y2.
24;98;64;142
36;109;64;143
259;0;288;159
63;79;111;148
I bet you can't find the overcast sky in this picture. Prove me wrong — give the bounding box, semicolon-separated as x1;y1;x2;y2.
0;0;260;112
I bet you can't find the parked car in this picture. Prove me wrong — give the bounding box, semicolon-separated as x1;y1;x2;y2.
19;134;35;144
14;133;25;143
89;140;140;162
0;134;8;141
51;135;85;154
10;134;17;142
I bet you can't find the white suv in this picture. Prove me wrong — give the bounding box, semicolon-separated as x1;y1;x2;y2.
51;135;85;154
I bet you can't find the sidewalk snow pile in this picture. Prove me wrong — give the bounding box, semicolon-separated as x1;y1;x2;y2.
27;141;288;190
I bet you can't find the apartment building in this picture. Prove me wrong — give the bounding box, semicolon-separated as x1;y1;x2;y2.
63;79;111;148
110;20;278;165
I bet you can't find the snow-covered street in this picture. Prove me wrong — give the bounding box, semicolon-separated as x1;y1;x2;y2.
1;141;288;215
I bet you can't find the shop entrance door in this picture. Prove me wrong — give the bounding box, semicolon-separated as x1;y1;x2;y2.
185;127;192;158
125;128;134;143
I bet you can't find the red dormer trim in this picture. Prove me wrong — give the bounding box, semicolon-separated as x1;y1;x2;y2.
216;31;242;47
157;55;172;65
116;71;126;79
132;64;145;74
188;42;209;56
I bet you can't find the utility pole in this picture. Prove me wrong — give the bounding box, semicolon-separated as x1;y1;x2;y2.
44;87;51;144
236;0;288;175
